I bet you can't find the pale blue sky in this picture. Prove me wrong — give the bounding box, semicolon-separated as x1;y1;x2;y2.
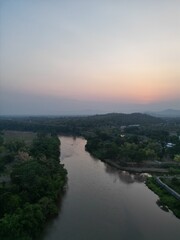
0;0;180;115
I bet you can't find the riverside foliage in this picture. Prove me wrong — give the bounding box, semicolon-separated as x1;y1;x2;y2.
146;177;180;218
0;133;67;240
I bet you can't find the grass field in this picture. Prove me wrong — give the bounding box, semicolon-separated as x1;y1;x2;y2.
3;130;36;145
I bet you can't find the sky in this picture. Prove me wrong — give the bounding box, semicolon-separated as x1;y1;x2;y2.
0;0;180;115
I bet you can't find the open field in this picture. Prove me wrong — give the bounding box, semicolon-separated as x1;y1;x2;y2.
2;130;36;145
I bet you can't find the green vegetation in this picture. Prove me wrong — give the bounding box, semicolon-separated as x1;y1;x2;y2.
86;130;162;163
146;177;180;218
0;113;163;134
0;131;39;176
174;154;180;162
85;126;180;171
169;167;180;174
0;113;180;220
1;114;180;172
3;131;36;146
0;133;67;240
160;177;180;195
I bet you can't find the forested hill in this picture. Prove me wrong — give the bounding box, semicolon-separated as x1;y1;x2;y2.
82;113;163;126
0;113;163;134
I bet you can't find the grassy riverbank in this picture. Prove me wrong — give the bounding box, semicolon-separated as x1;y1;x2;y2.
146;177;180;218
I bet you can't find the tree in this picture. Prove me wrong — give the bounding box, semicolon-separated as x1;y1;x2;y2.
174;154;180;162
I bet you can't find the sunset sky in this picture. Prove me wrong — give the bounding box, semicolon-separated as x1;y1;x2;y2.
0;0;180;115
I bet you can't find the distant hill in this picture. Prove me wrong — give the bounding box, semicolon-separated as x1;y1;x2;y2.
0;112;163;133
146;109;180;118
84;113;163;126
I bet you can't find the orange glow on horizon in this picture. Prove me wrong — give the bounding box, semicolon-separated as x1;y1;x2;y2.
15;66;180;105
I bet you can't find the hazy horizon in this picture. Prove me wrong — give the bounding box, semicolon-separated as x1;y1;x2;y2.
0;89;180;116
0;0;180;115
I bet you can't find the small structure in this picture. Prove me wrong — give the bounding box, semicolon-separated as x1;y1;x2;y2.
166;143;175;148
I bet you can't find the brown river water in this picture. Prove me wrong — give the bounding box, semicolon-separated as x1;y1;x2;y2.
41;136;180;240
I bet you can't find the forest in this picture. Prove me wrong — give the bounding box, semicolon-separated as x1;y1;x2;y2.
0;133;67;240
0;112;180;227
1;113;180;169
0;113;164;134
85;125;180;167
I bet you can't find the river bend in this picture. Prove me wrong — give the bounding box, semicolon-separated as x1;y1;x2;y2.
42;136;180;240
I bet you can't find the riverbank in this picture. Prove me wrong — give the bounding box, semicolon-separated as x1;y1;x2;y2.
0;133;67;240
42;136;180;240
86;148;180;219
102;159;169;173
146;177;180;218
85;137;179;174
85;147;169;173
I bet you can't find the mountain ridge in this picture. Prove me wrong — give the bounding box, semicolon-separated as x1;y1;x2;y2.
146;109;180;118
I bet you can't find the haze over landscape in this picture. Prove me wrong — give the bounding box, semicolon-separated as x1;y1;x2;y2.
1;2;180;239
0;0;180;115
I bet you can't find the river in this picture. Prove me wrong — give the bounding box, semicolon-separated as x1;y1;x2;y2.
42;136;180;240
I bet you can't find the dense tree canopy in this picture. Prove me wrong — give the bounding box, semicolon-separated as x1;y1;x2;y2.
0;134;67;240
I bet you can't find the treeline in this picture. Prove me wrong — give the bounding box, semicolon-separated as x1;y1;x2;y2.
85;127;180;164
86;131;162;163
0;113;163;135
0;133;67;240
0;134;27;173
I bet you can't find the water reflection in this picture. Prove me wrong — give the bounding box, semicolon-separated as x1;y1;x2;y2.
104;163;149;184
42;136;180;240
156;199;169;212
39;187;68;240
